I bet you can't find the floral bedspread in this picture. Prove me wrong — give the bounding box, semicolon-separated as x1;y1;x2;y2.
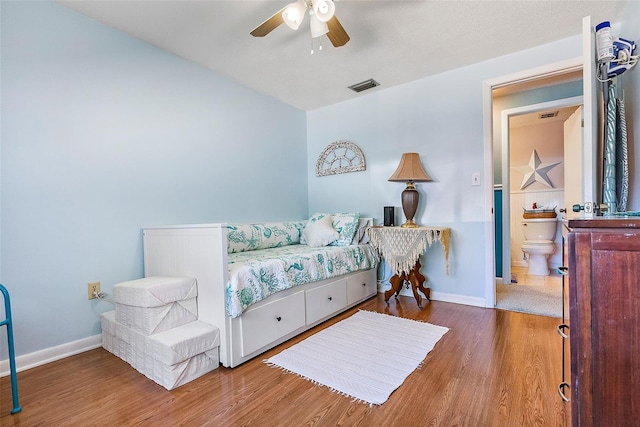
225;244;378;318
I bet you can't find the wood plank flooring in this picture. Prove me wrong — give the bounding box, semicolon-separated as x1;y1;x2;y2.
1;294;570;426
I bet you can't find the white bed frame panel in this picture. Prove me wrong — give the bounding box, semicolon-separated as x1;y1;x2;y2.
143;225;230;361
143;222;377;368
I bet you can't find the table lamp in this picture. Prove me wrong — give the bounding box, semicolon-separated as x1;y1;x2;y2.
388;152;432;228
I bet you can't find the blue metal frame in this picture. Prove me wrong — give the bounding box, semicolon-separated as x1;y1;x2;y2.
0;284;22;414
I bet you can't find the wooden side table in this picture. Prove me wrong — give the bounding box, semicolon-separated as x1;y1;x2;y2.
369;226;450;308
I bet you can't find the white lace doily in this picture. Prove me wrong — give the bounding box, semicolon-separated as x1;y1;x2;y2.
369;227;450;275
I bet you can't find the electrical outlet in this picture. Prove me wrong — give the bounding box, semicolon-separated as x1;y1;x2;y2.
88;282;101;300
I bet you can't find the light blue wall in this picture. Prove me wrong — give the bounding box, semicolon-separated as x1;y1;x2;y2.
621;0;640;211
307;35;584;300
0;1;307;358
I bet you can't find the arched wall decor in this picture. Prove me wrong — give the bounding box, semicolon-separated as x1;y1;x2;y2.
316;140;366;177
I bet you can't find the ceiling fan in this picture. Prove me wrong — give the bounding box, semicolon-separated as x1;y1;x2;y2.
250;0;350;48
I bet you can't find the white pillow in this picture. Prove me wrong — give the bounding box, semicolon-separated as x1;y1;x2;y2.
303;215;339;247
299;212;329;245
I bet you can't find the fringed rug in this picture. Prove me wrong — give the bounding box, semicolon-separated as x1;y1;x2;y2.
265;310;449;405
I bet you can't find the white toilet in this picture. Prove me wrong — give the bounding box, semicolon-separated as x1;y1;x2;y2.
521;218;558;276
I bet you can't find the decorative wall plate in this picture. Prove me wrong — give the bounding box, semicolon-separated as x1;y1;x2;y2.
316;140;366;177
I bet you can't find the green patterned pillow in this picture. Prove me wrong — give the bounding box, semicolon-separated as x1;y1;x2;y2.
329;212;361;246
227;222;303;253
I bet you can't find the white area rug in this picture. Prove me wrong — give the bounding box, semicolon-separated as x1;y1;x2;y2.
265;310;449;405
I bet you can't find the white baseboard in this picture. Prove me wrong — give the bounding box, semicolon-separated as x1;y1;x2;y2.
0;334;102;377
377;289;486;308
430;291;486;308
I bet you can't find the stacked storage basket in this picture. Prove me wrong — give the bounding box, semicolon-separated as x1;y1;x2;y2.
101;277;219;390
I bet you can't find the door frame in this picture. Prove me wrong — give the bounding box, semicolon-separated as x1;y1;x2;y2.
483;17;598;308
500;96;584;287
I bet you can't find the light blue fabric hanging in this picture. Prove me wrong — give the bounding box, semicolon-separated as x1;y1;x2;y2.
603;82;618;213
616;96;629;212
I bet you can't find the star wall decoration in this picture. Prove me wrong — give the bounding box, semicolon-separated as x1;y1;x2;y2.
513;149;562;189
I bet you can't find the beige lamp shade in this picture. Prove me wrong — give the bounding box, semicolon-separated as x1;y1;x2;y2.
388;153;431;228
388;152;432;182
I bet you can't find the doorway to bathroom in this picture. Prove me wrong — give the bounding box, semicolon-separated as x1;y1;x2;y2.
495;97;582;317
500;96;583;287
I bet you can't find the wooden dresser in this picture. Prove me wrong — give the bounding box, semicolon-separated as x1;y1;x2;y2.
567;218;640;426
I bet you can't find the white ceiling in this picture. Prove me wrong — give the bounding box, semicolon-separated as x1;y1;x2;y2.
57;0;630;111
510;105;580;129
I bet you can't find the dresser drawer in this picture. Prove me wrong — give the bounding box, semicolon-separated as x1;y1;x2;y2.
239;290;305;356
346;269;377;305
305;279;347;325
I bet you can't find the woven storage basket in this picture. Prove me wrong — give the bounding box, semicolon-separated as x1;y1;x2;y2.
523;211;557;219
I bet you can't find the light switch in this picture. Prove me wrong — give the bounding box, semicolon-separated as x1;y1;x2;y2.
472;173;480;186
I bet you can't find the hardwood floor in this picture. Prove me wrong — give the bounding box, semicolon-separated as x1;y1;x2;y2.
1;294;569;426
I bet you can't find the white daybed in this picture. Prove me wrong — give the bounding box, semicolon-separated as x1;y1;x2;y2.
142;217;378;368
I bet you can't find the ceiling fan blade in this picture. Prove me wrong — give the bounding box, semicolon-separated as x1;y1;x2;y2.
326;15;350;47
250;7;286;37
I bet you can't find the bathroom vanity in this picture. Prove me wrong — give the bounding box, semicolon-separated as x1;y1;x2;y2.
567;218;640;426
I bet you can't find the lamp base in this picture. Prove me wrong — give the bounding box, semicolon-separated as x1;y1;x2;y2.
401;182;420;228
401;219;419;228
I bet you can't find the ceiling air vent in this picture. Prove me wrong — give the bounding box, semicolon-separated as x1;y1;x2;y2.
348;78;380;93
539;111;559;119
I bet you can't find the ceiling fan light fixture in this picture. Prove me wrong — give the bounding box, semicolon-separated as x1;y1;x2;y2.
282;0;307;30
309;12;329;38
313;0;335;23
250;0;349;48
